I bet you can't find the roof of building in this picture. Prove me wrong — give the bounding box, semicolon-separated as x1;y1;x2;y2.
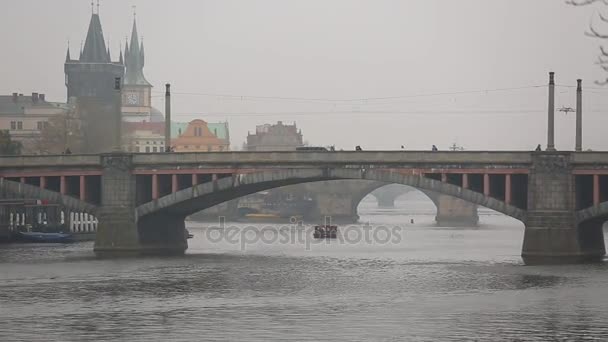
170;121;229;140
125;119;229;141
124;121;164;135
80;14;110;63
150;107;164;122
0;94;69;116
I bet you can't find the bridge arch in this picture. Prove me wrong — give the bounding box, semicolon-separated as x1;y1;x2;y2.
0;178;98;214
350;182;440;218
136;169;525;222
575;202;608;225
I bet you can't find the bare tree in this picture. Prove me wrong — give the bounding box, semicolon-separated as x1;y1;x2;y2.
0;130;21;155
568;0;608;83
35;110;84;154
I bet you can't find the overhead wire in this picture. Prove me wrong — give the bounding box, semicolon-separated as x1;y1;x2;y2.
150;84;546;104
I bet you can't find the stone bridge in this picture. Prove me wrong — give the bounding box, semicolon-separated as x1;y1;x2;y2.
1;150;608;264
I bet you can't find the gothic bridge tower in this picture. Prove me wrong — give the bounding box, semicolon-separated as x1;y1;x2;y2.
64;9;125;153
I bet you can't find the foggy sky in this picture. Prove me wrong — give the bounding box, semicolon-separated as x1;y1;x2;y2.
1;0;608;151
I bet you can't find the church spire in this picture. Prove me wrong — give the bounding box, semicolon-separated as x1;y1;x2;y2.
140;38;145;66
129;17;140;57
65;42;71;62
124;37;129;65
124;15;150;86
80;12;109;62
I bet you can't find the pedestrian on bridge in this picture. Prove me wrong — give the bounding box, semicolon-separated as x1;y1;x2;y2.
432;145;438;152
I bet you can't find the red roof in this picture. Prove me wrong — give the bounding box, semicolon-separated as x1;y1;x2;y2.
124;121;165;135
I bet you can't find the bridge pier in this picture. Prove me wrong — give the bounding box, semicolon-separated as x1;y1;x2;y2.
433;194;479;227
521;153;606;264
94;153;187;257
522;212;605;264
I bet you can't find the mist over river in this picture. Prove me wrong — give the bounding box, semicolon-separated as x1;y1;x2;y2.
1;191;607;341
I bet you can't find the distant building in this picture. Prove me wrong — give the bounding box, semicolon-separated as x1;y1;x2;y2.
245;121;303;151
123;119;230;153
0;93;73;153
123;121;165;153
171;120;230;152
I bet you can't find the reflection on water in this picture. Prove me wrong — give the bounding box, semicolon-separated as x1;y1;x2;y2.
1;194;607;341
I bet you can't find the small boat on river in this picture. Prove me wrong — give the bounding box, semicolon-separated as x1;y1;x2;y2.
17;231;74;243
313;225;338;239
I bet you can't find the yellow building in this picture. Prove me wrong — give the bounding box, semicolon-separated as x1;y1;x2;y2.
171;119;229;152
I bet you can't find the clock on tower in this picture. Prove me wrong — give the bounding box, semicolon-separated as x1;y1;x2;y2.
126;92;140;105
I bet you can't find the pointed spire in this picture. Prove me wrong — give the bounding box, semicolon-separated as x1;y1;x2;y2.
81;12;109;62
124;15;150;86
119;48;124;64
124;37;129;64
140;38;145;67
79;41;83;59
65;42;71;62
129;17;140;56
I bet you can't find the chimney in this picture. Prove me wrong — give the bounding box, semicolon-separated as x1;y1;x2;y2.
39;94;46;102
12;93;17;102
32;92;39;103
165;84;171;151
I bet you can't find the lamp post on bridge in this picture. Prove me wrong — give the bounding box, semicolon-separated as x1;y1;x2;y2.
546;72;556;151
576;79;583;152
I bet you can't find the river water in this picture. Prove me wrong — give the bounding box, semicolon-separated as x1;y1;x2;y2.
1;191;608;341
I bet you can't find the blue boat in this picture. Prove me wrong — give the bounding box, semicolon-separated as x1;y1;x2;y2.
17;231;74;243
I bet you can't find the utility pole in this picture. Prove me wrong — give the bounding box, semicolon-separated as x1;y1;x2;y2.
576;79;583;152
546;72;556;151
165;83;171;152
